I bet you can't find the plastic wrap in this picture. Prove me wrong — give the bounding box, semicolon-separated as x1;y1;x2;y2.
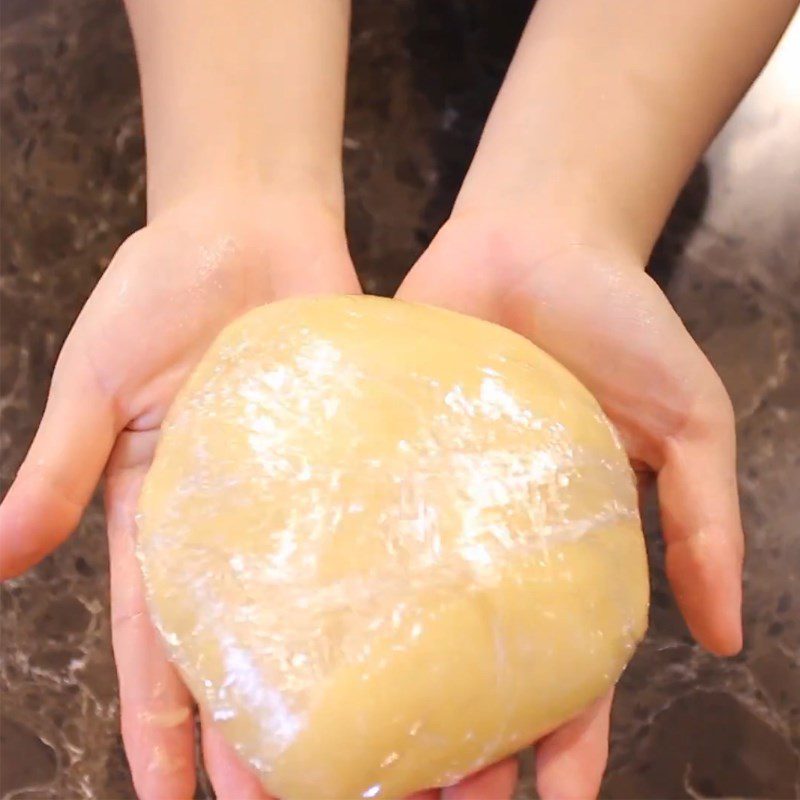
137;295;649;800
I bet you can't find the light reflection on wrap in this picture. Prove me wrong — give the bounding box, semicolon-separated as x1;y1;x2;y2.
137;295;649;800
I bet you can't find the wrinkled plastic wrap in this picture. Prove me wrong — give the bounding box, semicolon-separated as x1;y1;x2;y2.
137;295;649;800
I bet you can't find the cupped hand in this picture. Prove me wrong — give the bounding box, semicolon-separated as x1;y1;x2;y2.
0;191;360;800
397;212;744;800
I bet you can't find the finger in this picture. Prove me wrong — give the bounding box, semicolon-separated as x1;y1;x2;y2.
106;434;196;800
406;790;440;800
200;712;273;800
535;691;613;800
658;392;744;655
0;341;118;578
443;757;518;800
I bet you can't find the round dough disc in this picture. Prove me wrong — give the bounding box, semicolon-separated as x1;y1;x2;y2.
138;295;649;800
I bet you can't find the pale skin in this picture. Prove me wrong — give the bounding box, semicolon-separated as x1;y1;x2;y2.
1;1;797;799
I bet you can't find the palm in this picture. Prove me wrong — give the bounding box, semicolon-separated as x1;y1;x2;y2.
81;194;358;433
1;193;359;800
398;217;743;799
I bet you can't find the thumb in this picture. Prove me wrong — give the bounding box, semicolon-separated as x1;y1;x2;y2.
0;342;118;578
395;226;498;317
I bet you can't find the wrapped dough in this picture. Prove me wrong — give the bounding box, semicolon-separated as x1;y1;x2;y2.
137;295;649;799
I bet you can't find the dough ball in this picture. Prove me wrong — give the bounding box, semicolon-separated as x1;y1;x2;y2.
138;295;649;799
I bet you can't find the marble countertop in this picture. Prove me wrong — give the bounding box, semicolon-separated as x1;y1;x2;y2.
1;2;798;798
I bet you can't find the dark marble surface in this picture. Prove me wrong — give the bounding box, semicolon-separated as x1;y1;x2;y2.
1;1;799;798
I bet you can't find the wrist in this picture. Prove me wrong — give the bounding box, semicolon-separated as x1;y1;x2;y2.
144;151;345;225
447;195;646;273
452;100;684;267
144;184;347;241
141;82;346;220
126;0;350;221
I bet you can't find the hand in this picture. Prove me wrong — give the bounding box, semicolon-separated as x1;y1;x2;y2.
0;190;359;799
397;211;744;799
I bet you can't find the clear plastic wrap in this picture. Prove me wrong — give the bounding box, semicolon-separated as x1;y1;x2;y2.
137;295;649;800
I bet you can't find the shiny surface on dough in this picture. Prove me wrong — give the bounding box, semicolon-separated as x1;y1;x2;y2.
137;295;649;799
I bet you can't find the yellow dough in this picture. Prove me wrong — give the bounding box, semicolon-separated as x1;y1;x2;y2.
138;295;649;799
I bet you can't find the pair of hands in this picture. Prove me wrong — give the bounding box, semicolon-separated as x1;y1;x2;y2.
0;188;743;800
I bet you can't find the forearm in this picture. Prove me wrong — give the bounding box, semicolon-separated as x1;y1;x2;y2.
455;0;798;260
124;0;350;219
